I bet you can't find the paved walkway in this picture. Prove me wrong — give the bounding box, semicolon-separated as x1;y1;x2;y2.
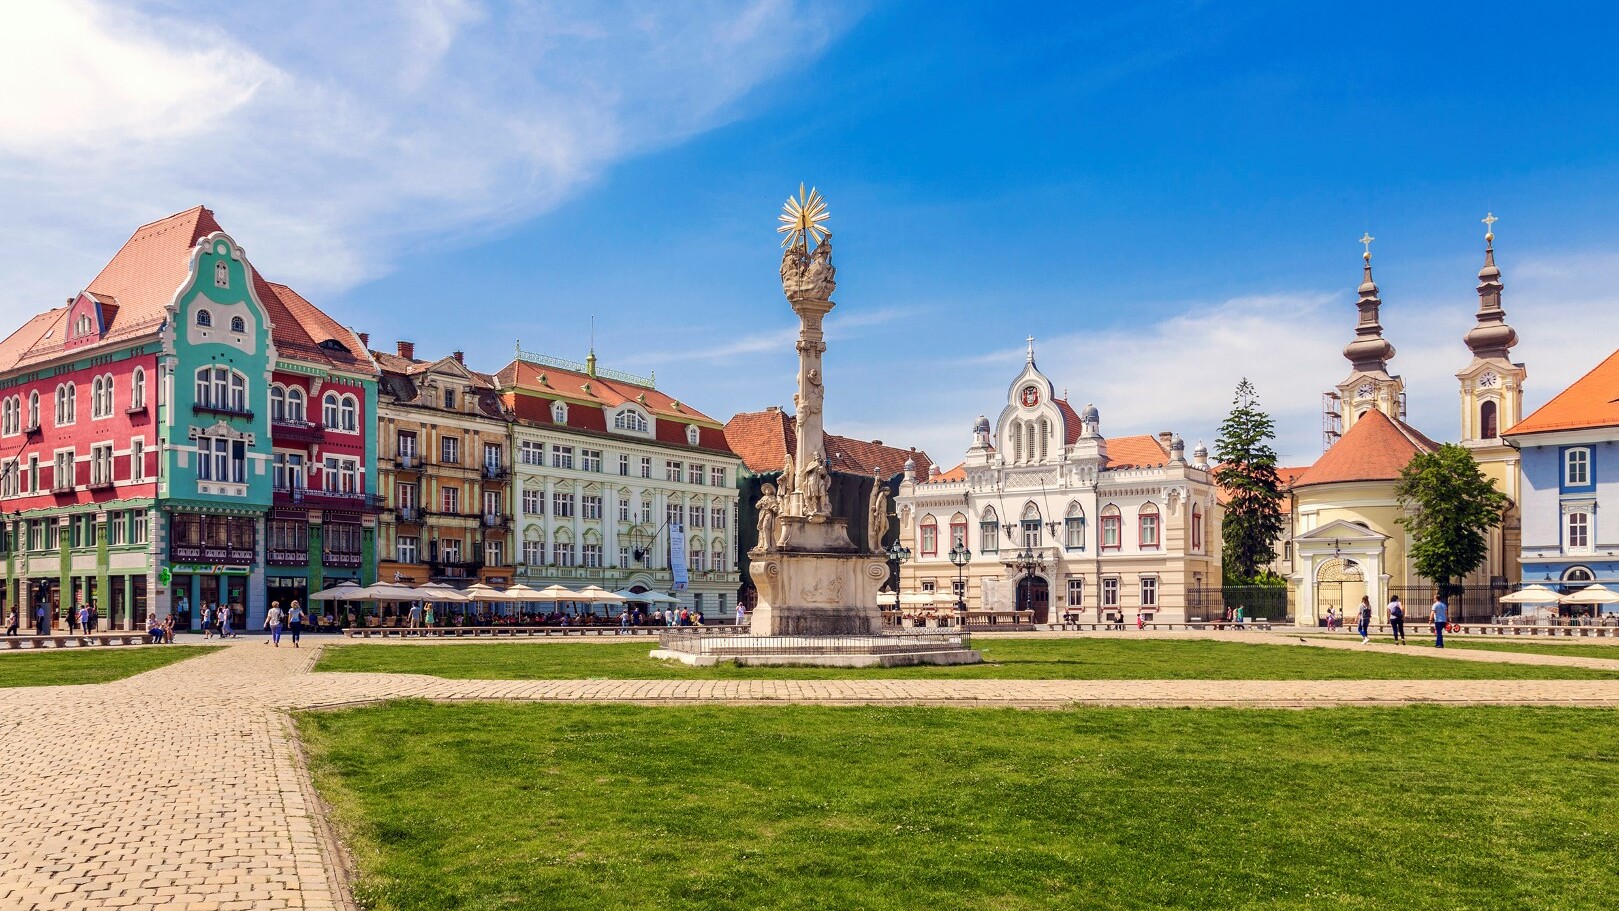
5;633;1619;910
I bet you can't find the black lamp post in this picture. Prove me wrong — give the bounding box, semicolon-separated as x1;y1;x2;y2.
949;543;972;618
1010;546;1047;617
885;540;912;617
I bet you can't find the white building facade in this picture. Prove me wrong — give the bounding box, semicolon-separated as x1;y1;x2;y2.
895;348;1222;623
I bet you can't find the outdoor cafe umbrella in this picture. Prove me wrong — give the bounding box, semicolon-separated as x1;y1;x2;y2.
501;583;551;602
613;589;677;603
532;584;583;603
414;582;470;602
308;581;363;601
576;585;627;604
352;582;420;601
1500;584;1562;604
461;582;507;602
1562;584;1619;606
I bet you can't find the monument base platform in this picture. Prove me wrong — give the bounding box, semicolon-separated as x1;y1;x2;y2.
651;632;982;668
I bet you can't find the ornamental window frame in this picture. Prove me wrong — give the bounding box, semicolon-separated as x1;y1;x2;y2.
130;368;146;410
1138;503;1161;549
920;515;938;557
979;506;1000;554
1100;504;1122;550
1564;447;1593;489
612;407;649;434
1566;509;1593;554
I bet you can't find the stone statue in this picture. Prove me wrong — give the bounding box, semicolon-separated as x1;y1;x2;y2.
779;235;836;302
754;483;780;553
867;475;891;553
778;453;797;515
801;452;831;519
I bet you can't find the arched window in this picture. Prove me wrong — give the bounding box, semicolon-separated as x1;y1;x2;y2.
194;366;248;413
339;395;358;432
552;401;568;424
286;387;306;422
323;392;340;428
1011;420;1023;463
1138;502;1161;549
1019;502;1041;548
1100;504;1122;549
1;397;16;435
28;391;40;429
230;316;245;334
1064;502;1086;550
130;368;146;410
949;512;968;550
612;408;648;432
270;385;286;422
1480;400;1498;439
920;515;938;557
229;372;246;411
979;506;1000;554
712;539;726;570
195;309;212;327
1025;422;1037;464
1038;417;1050;461
686;425;700;446
91;377;105;417
1191;504;1204;551
214;261;229;288
55;383;75;425
1564;566;1595;584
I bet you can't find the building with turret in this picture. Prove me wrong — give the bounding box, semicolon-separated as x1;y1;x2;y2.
894;342;1222;623
1287;222;1524;623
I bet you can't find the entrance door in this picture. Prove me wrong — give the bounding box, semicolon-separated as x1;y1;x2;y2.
1017;575;1050;624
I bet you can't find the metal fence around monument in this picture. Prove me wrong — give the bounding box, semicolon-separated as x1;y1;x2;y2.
657;627;972;656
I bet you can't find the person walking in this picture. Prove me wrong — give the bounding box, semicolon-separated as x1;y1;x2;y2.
264;601;285;647
288;601;306;648
218;603;233;639
1388;595;1406;644
4;608;17;636
35;601;48;636
200;604;213;640
77;602;92;642
735;602;747;627
1356;596;1372;644
1431;594;1449;648
407;601;423;630
424;602;435;628
67;601;79;634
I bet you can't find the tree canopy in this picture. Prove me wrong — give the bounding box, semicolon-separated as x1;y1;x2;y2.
1395;443;1509;596
1213;379;1285;582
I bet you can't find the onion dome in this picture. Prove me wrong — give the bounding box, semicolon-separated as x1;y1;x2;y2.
1343;236;1397;373
1463;214;1518;360
1081;403;1100;423
973;415;991;434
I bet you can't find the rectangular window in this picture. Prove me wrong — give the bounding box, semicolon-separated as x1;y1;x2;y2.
641;502;652;524
523;540;544;565
1064;516;1085;550
980;521;999;553
688;463;704;485
1102;515;1121;549
1103;577;1120;607
952;578;966;600
618;499;631;521
440;435;460;464
1140;577;1158;607
552;446;574;470
582;495;603;519
667;503;682;527
1021;519;1041;549
618;544;631;567
552;541;574;566
0;459;17;497
1565;448;1592;488
482;490;501;519
1568;512;1591;551
483;443;503;471
397;536;419;563
91;443;114;485
109;511;126;545
689;504;704;528
520;441;544;465
131;512;147;544
921;580;936;593
552;492;574;518
710;466;726;487
487;540;505;567
397;431;418;460
441;539;461;563
441;486;460;514
130;439;145;481
640;456;652;479
712;505;726;530
950;522;967;550
581;449;602;473
619;454;630;476
54;450;75;489
582;543;602;568
522;490;542;515
666;460;682;482
920;524;938;556
1067;578;1084;608
1140;514;1160;548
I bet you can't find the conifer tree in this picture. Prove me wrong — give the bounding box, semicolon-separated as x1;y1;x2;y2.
1395;443;1509;598
1213;379;1285;582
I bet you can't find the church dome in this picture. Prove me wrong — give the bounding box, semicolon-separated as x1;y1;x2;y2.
903;456;916;473
1082;403;1099;423
973;414;991;434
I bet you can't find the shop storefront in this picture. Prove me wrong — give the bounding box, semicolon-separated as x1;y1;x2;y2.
169;512;258;631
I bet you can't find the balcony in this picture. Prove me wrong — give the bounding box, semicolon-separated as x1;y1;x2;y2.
481;464;510;482
125;402;148;416
51;480;75;495
87;476;115;491
192;402;253;420
394;453;424;472
429;558;484;579
271;417;324;443
170;542;255;565
481;513;511;529
268;547;309;567
24;423;41;439
273;485;384;512
394;506;424;524
323;550;363;568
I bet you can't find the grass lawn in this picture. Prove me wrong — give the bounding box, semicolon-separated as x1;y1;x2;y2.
0;645;218;687
1385;638;1619;662
300;702;1619;911
313;638;1619;680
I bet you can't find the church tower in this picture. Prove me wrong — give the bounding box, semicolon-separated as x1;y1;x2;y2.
1456;213;1524;586
1335;235;1405;435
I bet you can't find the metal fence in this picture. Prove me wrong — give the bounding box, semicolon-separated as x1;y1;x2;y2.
1186;586;1292;622
1385;584;1511;623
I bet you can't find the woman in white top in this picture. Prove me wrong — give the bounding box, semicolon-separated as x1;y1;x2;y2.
264;602;285;648
287;601;306;648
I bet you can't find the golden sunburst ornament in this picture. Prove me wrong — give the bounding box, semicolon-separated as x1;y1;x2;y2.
778;183;830;248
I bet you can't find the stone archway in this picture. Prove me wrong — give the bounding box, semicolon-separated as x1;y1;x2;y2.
1016;575;1050;624
1314;558;1366;625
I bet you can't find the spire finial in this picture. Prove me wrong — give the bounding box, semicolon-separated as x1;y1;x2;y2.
1359;232;1375;262
1466;212;1515;358
1482;212;1498;245
1026;335;1035;362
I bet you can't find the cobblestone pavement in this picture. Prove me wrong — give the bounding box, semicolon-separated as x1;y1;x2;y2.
5;633;1619;910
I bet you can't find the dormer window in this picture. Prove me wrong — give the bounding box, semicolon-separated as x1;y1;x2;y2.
612;408;648;433
75;314;94;338
686;425;700;446
214;261;229;288
231;316;246;333
196;309;212;328
443;388;456;409
552;401;567;424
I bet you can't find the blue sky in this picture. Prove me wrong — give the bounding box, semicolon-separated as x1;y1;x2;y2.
4;1;1619;466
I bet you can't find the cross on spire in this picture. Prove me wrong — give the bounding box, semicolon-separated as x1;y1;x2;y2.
1026;335;1036;362
1359;232;1375;260
1482;212;1498;243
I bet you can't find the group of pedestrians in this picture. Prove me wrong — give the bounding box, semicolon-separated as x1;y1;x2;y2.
1347;593;1446;647
261;600;308;648
199;603;237;639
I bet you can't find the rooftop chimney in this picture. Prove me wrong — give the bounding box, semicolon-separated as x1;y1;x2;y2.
397;340;415;360
357;332;370;349
452;350;464;364
1158;431;1174;449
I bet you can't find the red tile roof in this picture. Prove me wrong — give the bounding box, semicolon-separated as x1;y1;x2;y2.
258;281;375;374
1054;398;1084;444
1292;409;1437;489
1509;347;1619;436
1106;434;1171;469
497;358;719;425
724;408;934;478
929;462;967;483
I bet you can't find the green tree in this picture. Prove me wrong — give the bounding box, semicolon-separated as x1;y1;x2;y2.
1395;443;1509;598
1213;379;1285;582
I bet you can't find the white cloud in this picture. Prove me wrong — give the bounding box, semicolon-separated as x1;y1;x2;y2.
0;0;848;320
880;252;1619;470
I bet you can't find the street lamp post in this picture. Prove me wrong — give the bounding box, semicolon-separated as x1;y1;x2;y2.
885;540;912;626
1009;546;1048;623
949;543;972;623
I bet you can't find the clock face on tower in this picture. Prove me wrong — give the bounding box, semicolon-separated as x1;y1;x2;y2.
1020;385;1040;408
1478;371;1499;389
1356;382;1375;400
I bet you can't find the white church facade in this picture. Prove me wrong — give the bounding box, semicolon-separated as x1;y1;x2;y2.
895;345;1223;623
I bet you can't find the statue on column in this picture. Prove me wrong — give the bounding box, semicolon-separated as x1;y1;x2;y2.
778;453;797;517
754;483;780;553
801;452;831;519
867;473;891;553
